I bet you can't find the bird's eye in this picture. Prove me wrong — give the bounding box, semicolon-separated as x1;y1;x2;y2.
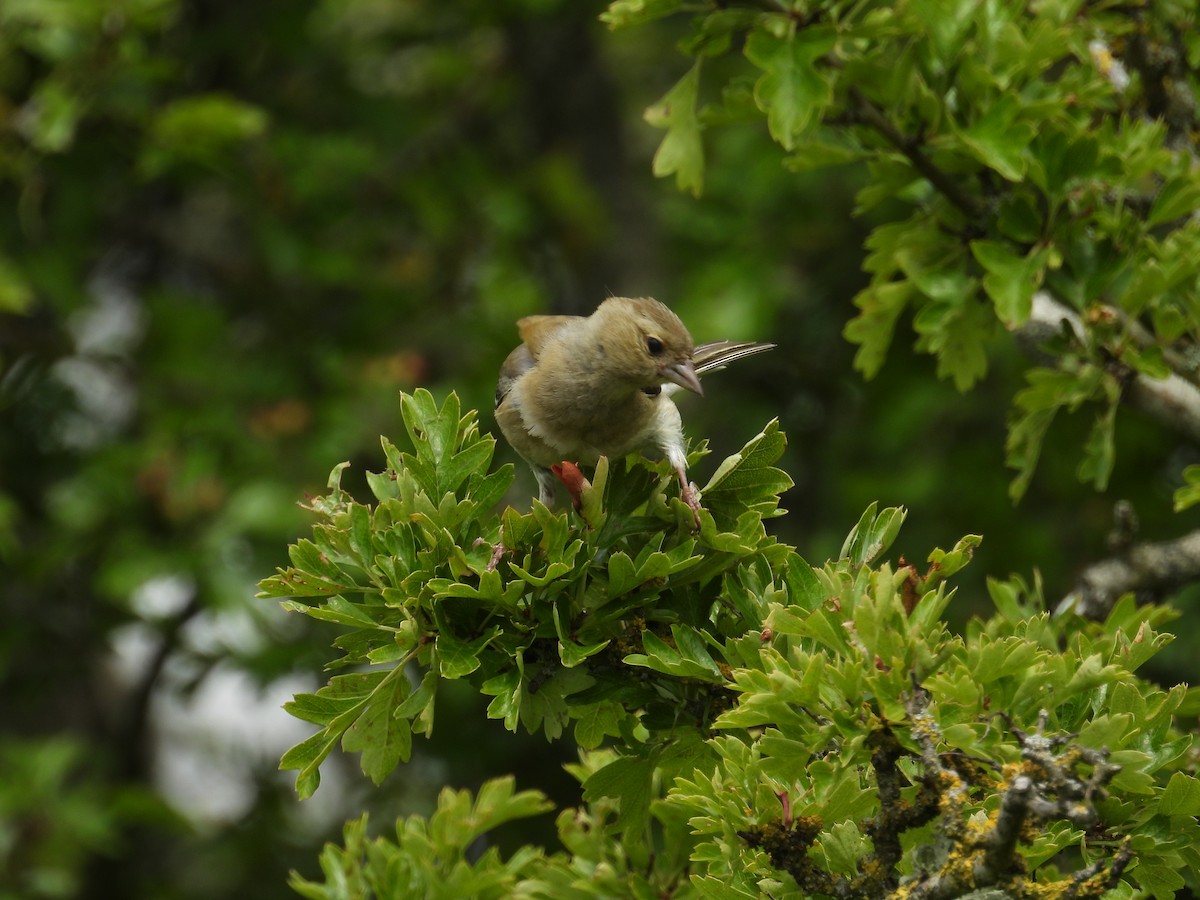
646;336;664;356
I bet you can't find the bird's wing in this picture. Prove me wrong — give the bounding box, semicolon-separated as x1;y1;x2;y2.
517;315;582;360
692;340;776;376
495;343;534;409
496;315;581;409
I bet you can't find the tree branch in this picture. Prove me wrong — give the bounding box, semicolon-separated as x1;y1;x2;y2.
1012;293;1200;618
1013;291;1200;445
847;87;984;220
1060;526;1200;619
899;693;1128;900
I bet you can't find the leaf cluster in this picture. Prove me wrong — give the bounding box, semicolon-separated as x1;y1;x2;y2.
625;0;1200;501
259;389;793;799
263;391;1200;897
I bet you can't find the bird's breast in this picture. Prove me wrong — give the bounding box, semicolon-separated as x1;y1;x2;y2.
516;375;657;466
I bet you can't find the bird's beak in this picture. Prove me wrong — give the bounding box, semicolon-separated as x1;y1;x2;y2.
661;360;703;396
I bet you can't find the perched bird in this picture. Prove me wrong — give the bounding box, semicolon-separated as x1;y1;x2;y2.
494;296;773;525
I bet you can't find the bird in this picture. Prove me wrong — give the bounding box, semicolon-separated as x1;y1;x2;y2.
494;296;774;526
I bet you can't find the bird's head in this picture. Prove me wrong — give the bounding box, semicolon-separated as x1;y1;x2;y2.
591;297;702;395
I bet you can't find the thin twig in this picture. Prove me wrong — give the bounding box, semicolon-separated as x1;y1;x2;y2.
848;87;984;219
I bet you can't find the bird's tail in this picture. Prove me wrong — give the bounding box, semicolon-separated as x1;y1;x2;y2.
692;340;776;377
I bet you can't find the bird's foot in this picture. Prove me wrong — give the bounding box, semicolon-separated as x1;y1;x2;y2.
473;536;510;573
681;481;703;531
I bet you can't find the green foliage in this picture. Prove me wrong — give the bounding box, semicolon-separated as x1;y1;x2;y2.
645;63;705;197
260;389;793;798
0;737;161;899
140;93;269;176
621;0;1200;498
289;778;553;900
265;392;1200;897
9;0;1200;896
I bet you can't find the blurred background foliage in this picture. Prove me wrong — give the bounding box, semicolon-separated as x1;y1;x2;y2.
0;0;1190;897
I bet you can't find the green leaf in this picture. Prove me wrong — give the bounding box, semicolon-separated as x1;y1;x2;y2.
1007;404;1055;502
688;876;760;899
432;571;527;612
341;671;412;785
1153;303;1188;342
605;551;640;599
436;625;500;678
279;730;339;800
845;281;913;379
1006;367;1104;501
956;99;1034;181
582;753;654;833
921;534;982;591
912;0;975;59
625;629;724;682
600;0;683;29
1077;404;1116;491
914;295;992;391
553;603;610;668
287;537;336;580
1159;772;1200;816
281;595;376;627
971;240;1043;326
819;821;868;876
281;670;411;796
1134;864;1185;898
996;191;1043;243
840;504;906;567
1148;175;1200;227
440;439;494;495
783;133;867;172
347;503;373;569
482;667;522;732
645;62;705;197
573;701;624;750
743;28;834;151
1174;465;1200;512
467;776;555;835
701;419;791;524
394;669;437;735
1121;344;1172;380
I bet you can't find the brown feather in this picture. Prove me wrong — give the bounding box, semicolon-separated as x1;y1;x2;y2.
516;315;582;360
692;340;776;375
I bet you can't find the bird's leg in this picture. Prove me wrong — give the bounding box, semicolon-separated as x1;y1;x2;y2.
474;464;566;573
533;466;559;508
675;464;703;531
474;529;510;573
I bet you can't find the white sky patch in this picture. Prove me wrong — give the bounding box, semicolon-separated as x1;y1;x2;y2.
109;579;352;831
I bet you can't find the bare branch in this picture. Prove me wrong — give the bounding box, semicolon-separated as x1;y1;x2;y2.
1060;526;1200;619
1010;294;1200;616
1126;372;1200;445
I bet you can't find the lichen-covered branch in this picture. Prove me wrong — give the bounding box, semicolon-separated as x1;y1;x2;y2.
895;695;1130;900
739;690;1133;899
